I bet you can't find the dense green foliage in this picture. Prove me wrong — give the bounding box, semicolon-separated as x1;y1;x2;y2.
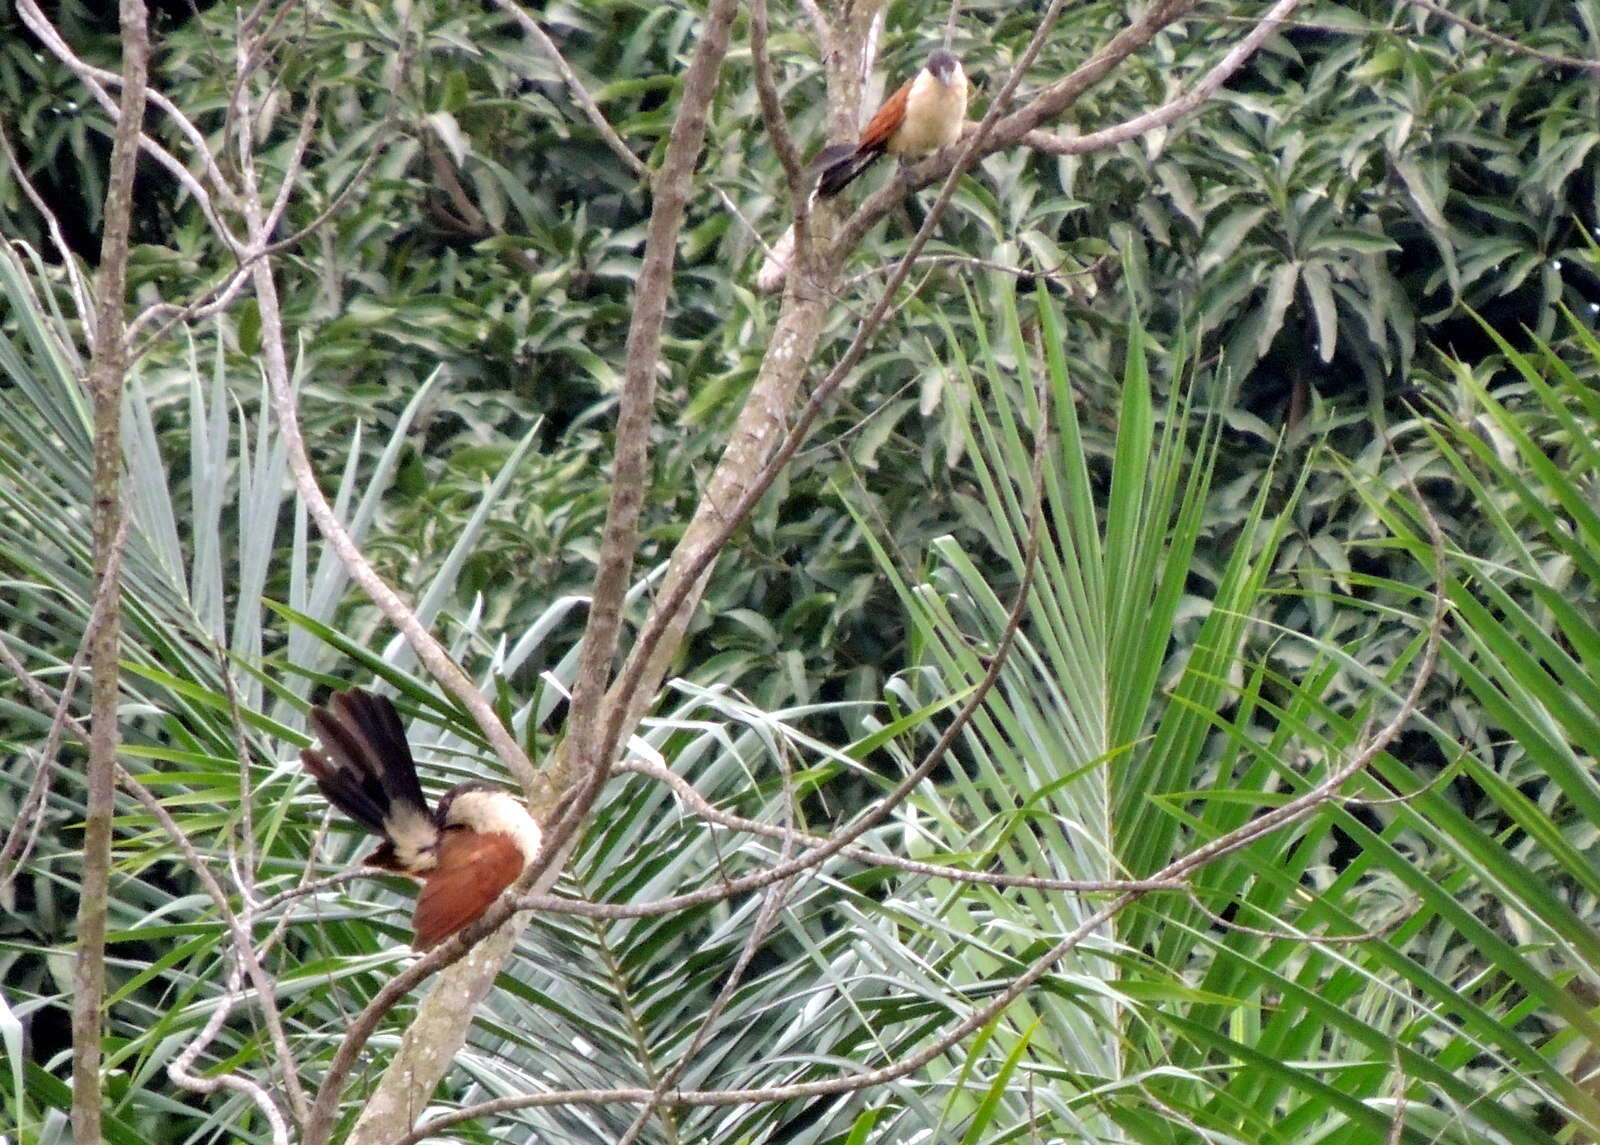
6;0;1594;707
5;0;1600;1142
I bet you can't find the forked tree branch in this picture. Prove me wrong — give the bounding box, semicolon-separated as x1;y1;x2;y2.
311;4;744;1140
553;0;743;838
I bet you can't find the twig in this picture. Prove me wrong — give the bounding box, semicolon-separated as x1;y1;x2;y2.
252;869;372;915
1340;741;1467;807
487;0;649;180
839;250;1105;290
795;0;833;65
1182;887;1415;944
578;757;1189;902
246;134;538;801
1386;1046;1408;1144
1018;0;1304;156
167;954;291;1145
0;508;129;887
129;70;405;351
1;645;310;1127
710;183;780;252
0;640;92;894
215;651;259;900
16;0;243;249
614;762;801;1145
0;121;93;319
750;0;806;206
748;0;816;299
1404;0;1600;74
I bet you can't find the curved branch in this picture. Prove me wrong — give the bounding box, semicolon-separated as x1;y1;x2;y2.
17;0;243;248
1020;0;1303;156
1405;0;1600;74
488;0;650;180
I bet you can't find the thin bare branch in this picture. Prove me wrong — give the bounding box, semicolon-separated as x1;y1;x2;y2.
0;645;88;895
72;0;147;1135
0;511;130;890
487;0;650;180
585;757;1188;902
548;0;742;860
1182;887;1416;944
250;188;538;800
0;122;93;319
167;956;291;1145
216;650;259;898
1340;741;1467;807
615;785;800;1145
1404;0;1600;74
261;93;320;238
750;0;806;206
17;0;243;248
796;0;833;64
129;84;404;350
1386;1046;1408;1144
251;869;367;914
839;250;1107;291
1019;0;1304;155
749;0;817;298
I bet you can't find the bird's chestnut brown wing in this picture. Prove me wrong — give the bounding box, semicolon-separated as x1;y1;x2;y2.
856;78;911;153
411;829;525;950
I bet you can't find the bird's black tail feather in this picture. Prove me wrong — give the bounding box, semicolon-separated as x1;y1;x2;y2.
301;688;430;839
816;144;882;198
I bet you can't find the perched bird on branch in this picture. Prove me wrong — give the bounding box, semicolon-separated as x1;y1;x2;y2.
299;687;542;950
816;49;969;197
757;49;969;293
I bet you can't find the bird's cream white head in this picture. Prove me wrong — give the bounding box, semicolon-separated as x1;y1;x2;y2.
441;785;543;866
